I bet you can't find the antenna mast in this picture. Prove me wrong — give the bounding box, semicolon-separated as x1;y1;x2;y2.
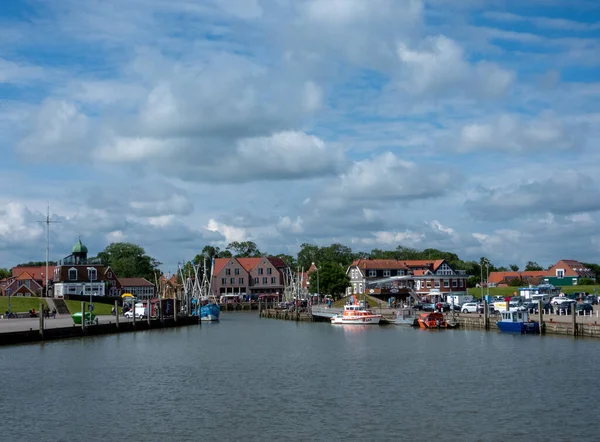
37;204;60;298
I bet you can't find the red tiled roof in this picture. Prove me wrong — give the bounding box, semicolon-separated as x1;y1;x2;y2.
237;258;262;273
213;258;230;276
15;271;35;281
118;277;154;287
549;260;595;278
401;260;445;271
488;271;546;285
351;259;409;270
11;266;56;286
267;257;288;268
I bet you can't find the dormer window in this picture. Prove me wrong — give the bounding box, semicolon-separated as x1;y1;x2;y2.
556;269;564;278
368;270;376;277
68;268;78;281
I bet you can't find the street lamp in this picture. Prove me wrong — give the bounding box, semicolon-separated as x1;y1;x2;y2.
486;262;490;299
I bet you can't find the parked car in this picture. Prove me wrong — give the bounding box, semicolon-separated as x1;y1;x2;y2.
584;295;598;305
522;302;537;313
576;303;593;314
462;302;478;313
552;296;573;305
124;310;145;319
449;303;462;312
555;302;575;314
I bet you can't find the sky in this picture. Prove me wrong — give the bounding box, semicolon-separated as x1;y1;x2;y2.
1;0;600;273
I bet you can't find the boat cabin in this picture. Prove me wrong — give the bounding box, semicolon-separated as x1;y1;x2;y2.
500;310;530;323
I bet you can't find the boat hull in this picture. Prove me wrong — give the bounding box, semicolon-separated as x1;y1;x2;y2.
200;304;221;322
497;321;539;333
331;316;381;325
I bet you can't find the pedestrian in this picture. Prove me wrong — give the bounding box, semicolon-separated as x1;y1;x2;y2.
52;308;57;319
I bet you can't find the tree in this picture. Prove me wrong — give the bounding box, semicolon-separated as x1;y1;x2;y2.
311;262;349;300
509;264;519;271
582;262;600;283
226;241;261;257
0;268;10;279
15;261;57;267
524;261;543;271
508;278;525;287
321;243;354;266
201;245;221;261
297;243;322;270
273;254;296;269
97;242;161;281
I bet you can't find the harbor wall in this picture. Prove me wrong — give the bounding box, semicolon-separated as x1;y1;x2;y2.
0;316;199;347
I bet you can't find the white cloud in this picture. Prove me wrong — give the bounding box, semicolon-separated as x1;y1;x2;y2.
0;57;45;84
206;219;248;243
396;35;514;98
458;113;585;152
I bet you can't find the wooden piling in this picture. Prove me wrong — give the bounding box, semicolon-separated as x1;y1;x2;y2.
81;301;86;331
537;300;543;334
115;300;119;328
132;302;136;327
483;300;489;330
39;302;44;339
571;305;577;336
147;302;151;326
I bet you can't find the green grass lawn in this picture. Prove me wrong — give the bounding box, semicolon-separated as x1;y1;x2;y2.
0;297;48;313
468;285;600;298
64;300;121;315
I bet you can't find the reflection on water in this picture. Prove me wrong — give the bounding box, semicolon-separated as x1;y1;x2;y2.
1;312;598;442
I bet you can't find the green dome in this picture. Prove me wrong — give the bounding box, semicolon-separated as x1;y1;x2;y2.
72;238;88;254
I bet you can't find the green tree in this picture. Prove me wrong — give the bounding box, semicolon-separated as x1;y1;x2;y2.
297;243;322;270
97;242;161;281
524;261;543;271
579;278;596;285
15;261;57;267
321;243;354;266
582;262;600;283
508;278;525;287
0;268;10;279
509;264;519;271
312;262;349;300
273;254;296;269
226;241;261;257
201;245;221;260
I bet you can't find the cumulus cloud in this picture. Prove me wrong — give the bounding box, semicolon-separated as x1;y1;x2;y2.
396;35;514;98
458;113;585;153
329;152;459;201
466;171;600;220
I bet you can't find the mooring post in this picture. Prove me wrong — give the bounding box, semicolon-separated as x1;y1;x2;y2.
173;300;176;323
132;303;136;327
147;302;151;327
115;300;119;328
81;301;86;331
538;300;543;334
483;300;489;330
571;305;577;336
39;302;44;339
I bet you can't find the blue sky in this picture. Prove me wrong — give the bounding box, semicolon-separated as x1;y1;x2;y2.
1;0;600;272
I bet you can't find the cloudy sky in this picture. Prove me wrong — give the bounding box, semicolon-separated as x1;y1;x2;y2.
1;0;600;272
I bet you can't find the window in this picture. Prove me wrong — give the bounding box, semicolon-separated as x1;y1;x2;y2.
383;270;391;277
239;278;244;284
444;280;449;288
267;268;272;275
556;269;564;278
271;277;276;284
254;277;258;284
230;278;235;284
258;268;264;275
88;267;97;281
221;278;226;285
262;277;267;284
351;269;356;278
368;270;376;277
460;279;464;287
226;269;231;276
434;280;440;288
234;268;239;275
426;281;431;288
452;280;457;288
68;268;77;281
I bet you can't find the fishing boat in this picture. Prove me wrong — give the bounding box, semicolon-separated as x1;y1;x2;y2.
180;256;221;322
331;300;381;325
417;312;455;329
200;301;220;322
497;310;539;334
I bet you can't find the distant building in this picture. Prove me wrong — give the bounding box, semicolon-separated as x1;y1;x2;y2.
9;265;56;296
52;238;110;299
118;277;156;299
211;257;290;297
545;260;595;286
1;271;43;297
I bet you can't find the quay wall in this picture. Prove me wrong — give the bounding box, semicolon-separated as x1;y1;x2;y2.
0;316;199;347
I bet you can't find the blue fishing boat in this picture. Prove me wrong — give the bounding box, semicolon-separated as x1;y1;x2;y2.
497;310;539;334
200;302;220;322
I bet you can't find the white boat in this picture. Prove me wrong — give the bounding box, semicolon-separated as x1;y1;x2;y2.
393;308;416;326
331;302;381;325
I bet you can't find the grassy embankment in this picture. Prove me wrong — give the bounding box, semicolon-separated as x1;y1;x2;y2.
467;285;600;299
0;297;120;315
0;297;48;313
64;300;121;315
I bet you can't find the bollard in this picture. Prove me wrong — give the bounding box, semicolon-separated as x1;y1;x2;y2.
147;303;151;326
115;300;119;328
537;300;543;335
132;303;136;327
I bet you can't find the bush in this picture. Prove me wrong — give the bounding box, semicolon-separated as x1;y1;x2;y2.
508;278;525;287
579;278;596;285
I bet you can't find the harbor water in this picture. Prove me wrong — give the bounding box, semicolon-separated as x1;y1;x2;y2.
0;313;597;441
